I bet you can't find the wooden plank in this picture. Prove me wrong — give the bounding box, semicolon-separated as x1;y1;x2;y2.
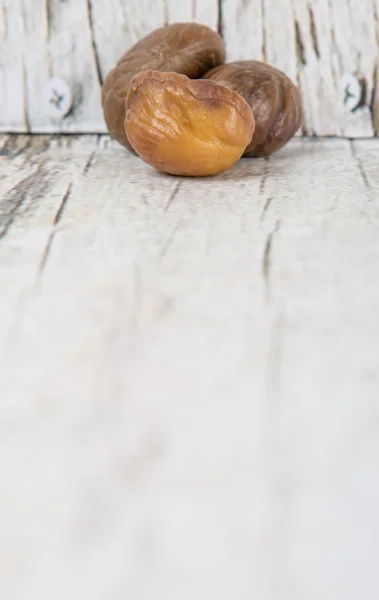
0;134;97;347
164;0;218;29
1;0;378;136
259;141;379;600
86;0;166;83
0;1;29;131
0;135;268;597
293;0;378;136
0;0;104;133
80;0;218;89
221;0;379;137
1;134;379;598
353;138;379;191
0;0;218;134
220;0;264;63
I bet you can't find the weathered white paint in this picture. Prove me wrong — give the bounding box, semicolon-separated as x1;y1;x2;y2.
0;0;103;132
1;134;379;599
222;0;379;137
291;0;378;136
87;0;166;81
165;0;219;29
0;0;378;136
220;0;264;66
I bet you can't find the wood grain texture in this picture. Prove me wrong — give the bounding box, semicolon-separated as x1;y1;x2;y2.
1;134;379;599
221;0;379;137
0;0;104;132
86;0;166;82
165;0;219;29
1;0;378;135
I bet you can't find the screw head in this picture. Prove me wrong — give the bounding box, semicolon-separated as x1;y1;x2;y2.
42;77;72;120
341;73;362;111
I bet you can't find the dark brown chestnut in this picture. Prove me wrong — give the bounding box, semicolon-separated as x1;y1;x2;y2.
204;60;302;157
102;23;225;151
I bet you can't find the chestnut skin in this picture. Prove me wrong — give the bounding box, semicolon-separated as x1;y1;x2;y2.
204;61;302;157
124;70;255;177
102;23;225;151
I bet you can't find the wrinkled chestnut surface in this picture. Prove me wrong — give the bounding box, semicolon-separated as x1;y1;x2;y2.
124;71;255;177
205;61;302;157
102;23;225;151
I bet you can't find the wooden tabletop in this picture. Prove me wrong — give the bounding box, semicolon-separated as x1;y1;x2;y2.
1;134;379;599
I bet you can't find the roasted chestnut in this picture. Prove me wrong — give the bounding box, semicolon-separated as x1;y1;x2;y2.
102;23;225;151
124;70;255;176
204;61;302;157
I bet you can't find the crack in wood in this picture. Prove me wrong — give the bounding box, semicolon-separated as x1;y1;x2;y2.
82;137;100;175
39;181;73;273
308;6;320;58
86;0;103;86
159;216;183;258
350;142;371;192
82;150;96;175
163;0;169;27
372;1;379;134
262;219;281;302
260;196;273;222
259;159;269;195
43;0;53;76
295;20;306;66
53;181;72;226
292;7;305;134
164;180;182;212
191;0;196;21
217;0;223;37
260;0;267;60
327;0;343;74
21;59;30;133
374;3;379;52
370;64;379;135
45;0;51;41
0;165;47;239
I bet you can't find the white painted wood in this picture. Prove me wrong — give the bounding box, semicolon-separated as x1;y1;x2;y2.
165;0;218;29
190;0;219;30
1;0;378;136
0;1;29;131
77;0;218;94
87;0;166;83
221;0;379;137
0;0;104;132
220;0;264;63
1;134;379;599
0;134;97;347
0;0;218;133
292;0;377;136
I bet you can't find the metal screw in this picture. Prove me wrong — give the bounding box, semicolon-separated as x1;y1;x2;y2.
42;77;72;120
341;73;362;111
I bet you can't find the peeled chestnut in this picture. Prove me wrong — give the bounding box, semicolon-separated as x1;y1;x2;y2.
204;61;302;157
124;70;255;177
102;23;225;151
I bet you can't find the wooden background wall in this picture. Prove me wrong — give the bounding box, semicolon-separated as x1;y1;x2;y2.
1;0;378;137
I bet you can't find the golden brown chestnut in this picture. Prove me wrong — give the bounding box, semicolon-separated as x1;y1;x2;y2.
204;61;302;157
124;71;255;177
102;23;225;151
